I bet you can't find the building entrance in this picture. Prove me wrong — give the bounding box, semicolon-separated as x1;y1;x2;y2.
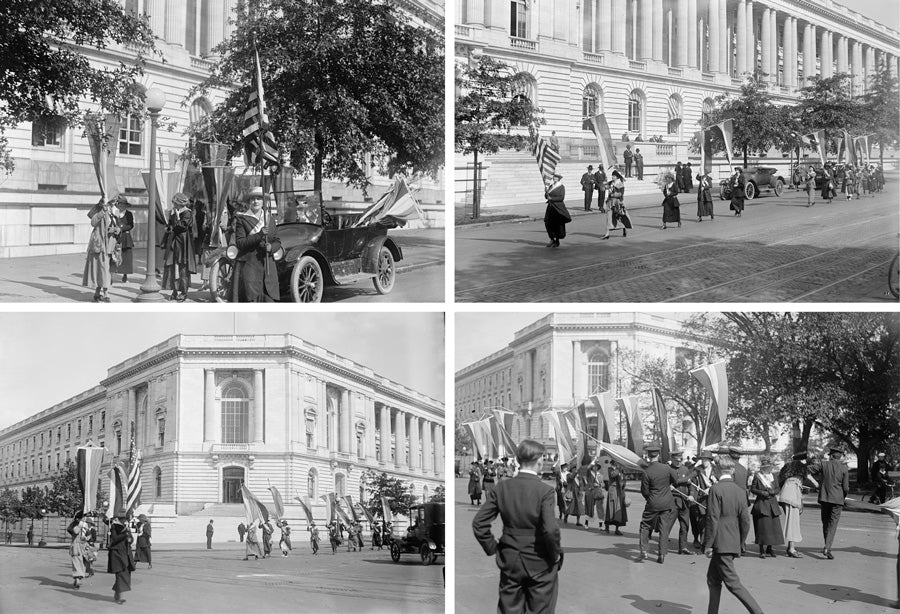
223;467;245;503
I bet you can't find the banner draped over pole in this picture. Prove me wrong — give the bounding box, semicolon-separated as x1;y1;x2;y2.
589;392;617;443
76;444;105;515
85;113;121;202
616;396;643;456
532;136;561;189
691;361;729;449
583;113;618;170
651;387;672;463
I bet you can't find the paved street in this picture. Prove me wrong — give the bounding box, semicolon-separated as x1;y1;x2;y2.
0;541;443;614
454;478;898;613
456;182;900;302
0;228;444;303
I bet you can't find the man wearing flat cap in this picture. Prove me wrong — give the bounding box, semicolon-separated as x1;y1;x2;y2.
639;445;678;563
162;193;196;301
809;447;849;560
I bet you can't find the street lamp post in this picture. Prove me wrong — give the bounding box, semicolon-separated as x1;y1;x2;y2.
136;87;167;302
39;508;46;547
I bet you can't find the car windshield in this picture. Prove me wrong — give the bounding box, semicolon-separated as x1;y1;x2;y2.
283;198;321;225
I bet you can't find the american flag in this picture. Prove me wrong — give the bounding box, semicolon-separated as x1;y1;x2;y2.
242;45;280;172
532;136;561;189
126;428;142;515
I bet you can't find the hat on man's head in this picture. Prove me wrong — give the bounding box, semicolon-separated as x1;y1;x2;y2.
699;451;714;461
670;450;684;458
587;165;593;170
759;457;774;469
552;172;563;179
172;192;190;207
645;445;661;456
828;446;844;456
791;451;808;461
611;169;623;179
728;446;743;459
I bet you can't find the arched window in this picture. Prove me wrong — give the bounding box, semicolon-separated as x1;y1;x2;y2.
423;485;430;501
701;97;715;127
628;90;643;134
359;484;366;506
221;385;250;444
154;467;162;498
582;84;603;123
587;347;610;395
189;98;213;126
307;468;318;499
667;94;683;137
510;72;537;126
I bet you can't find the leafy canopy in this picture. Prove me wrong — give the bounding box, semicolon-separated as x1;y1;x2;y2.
189;0;444;191
0;0;155;173
361;470;417;519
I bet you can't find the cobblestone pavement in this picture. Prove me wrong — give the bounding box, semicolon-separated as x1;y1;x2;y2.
0;540;443;614
455;185;899;303
453;478;898;614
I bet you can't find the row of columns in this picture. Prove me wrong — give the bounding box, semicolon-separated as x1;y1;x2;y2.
125;0;236;57
377;404;444;475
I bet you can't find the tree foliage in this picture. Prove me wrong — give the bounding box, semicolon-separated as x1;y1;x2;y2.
795;73;864;153
19;486;47;520
0;0;156;173
455;54;542;159
428;485;445;503
861;61;900;164
0;488;22;528
189;0;444;192
361;470;418;519
47;459;83;518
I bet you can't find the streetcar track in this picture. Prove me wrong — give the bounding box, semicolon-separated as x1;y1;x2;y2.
789;256;899;302
457;209;893;300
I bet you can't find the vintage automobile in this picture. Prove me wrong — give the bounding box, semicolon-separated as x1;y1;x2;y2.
719;166;787;200
389;502;444;566
208;198;402;303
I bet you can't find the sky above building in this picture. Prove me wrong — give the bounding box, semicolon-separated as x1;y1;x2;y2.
0;312;445;431
456;312;550;372
846;0;900;33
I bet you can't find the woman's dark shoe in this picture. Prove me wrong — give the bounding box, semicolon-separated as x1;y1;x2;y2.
677;222;682;227
122;275;128;283
622;229;627;237
601;235;610;240
615;529;623;536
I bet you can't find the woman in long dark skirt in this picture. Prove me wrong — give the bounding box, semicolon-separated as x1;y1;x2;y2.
604;463;628;535
107;517;135;604
134;515;152;568
696;171;714;221
661;172;681;229
112;195;135;283
750;458;784;558
729;167;746;216
467;461;483;505
543;173;571;248
821;162;836;204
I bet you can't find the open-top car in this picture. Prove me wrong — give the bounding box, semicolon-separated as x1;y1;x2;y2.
208;180;419;303
389;502;444;566
719;166;787;200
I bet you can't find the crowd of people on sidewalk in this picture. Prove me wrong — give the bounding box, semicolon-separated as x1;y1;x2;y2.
471;438;884;614
231;517;390;559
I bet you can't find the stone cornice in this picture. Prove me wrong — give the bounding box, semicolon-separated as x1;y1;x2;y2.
0;387;106;440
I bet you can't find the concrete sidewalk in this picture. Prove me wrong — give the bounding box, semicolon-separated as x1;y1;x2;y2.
0;227;444;303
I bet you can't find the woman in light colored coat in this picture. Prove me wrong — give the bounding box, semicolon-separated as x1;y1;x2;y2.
82;199;114;302
67;513;91;589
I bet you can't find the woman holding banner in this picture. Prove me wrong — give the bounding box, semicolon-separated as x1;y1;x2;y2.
67;513;92;589
233;187;281;302
605;462;628;535
82;199;115;302
661;172;681;229
543;173;571;248
696;171;714;221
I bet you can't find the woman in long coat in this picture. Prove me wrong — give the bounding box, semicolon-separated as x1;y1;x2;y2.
842;165;856;200
161;192;196;301
233;188;281;302
661;172;681;229
112;195;135;282
467;461;483;505
244;523;263;560
777;452;816;558
564;469;585;526
673;162;684;191
749;459;784;558
696;171;714;221
729;167;746;216
602;170;630;239
67;513;91;589
803;165;817;207
681;162;694;193
134;515;151;568
543;173;571;248
821;162;837;204
107;517;135;604
82;199;114;302
604;462;628;535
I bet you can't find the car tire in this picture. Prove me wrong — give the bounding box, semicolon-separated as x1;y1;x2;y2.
420;544;435;566
390;542;401;563
718;185;727;200
774;179;784;197
744;181;757;200
209;259;233;303
372;246;396;294
290;256;324;303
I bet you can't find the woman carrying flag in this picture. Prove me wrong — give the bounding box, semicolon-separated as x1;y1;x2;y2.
543;172;571;248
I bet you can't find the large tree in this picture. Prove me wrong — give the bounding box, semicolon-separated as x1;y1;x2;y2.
46;459;84;518
861;61;900;166
361;471;418;519
0;0;155;173
190;0;443;192
0;488;21;530
795;73;864;154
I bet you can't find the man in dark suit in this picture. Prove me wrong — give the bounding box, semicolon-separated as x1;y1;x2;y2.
703;456;765;614
639;445;677;563
580;165;595;211
669;450;695;554
593;165;607;211
810;447;850;560
473;439;562;614
727;447;750;552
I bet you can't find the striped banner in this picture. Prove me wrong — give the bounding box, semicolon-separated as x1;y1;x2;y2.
331;493;353;525
76;445;105;515
843;129;858;166
691;361;729;449
532;136;562;189
352;177;423;228
582;113;618;171
854;134;870;164
293;496;316;526
651;387;672;463
380;496;392;522
106;464;129;520
242;45;279;172
616;396;643;457
126;452;142;516
319;494;333;525
358;502;377;526
570;403;592;467
544;410;575;466
804;130;827;163
342;495;360;523
589;391;617;443
268;483;285;520
85;113;121;202
241;485;270;525
489;409;517;459
712;119;734;165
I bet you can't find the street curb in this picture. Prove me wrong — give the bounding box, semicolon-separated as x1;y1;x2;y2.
456;201;664;230
397;259;444;274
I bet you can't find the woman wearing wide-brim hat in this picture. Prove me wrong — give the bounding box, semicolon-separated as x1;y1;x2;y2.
777;451;817;557
161;192;197;301
750;457;784;558
660;171;681;229
602;169;630;239
543;172;571;248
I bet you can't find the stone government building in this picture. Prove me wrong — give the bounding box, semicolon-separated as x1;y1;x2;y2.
0;334;445;542
455;0;900;207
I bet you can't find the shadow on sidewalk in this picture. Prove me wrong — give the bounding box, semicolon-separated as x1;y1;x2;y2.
779;579;895;608
24;575;113;603
621;594;693;614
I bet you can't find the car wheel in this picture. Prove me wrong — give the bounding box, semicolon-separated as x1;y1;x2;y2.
773;179;784;197
718;185;727;200
390;542;401;562
744;182;756;200
372;246;395;294
420;544;435;566
209;259;233;303
290;256;324;303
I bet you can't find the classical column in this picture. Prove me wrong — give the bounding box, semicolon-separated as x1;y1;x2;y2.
253;369;264;443
378;404;390;462
204;369;216;442
366;398;377;463
395;410;407;468
790;18;799;88
612;0;626;54
202;0;225;57
769;9;778;82
865;45;876;88
745;1;754;74
652;0;663;61
736;1;746;75
223;0;237;39
718;0;728;73
666;8;673;66
821;31;832;78
760;8;771;80
164;0;185;46
318;380;327;451
807;24;817;82
599;0;612;51
852;40;862;93
434;426;444;476
422;420;433;473
147;0;165;39
676;0;688;66
409;415;420;471
687;0;697;68
339;389;350;453
631;0;638;59
708;0;720;73
640;0;652;61
837;36;847;74
348;394;358;458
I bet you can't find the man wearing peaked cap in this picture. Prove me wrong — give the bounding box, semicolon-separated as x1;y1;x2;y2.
639;445;678;564
669;450;695;555
809;447;849;560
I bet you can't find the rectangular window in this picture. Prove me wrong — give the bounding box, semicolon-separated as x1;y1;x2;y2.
77;419;82;438
118;114;143;156
510;0;526;38
221;399;250;444
158;418;165;447
57;427;61;443
101;411;106;430
56;453;60;470
67;423;71;440
31;116;65;147
88;416;93;433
